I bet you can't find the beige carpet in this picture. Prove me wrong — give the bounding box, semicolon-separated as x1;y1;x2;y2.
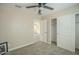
6;41;77;55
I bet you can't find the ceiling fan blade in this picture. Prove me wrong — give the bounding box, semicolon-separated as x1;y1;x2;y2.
43;3;47;5
43;6;54;10
26;5;39;8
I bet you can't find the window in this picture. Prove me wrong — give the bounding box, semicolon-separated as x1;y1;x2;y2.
34;22;40;34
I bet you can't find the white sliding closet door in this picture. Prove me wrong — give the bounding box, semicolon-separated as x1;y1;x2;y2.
57;14;75;52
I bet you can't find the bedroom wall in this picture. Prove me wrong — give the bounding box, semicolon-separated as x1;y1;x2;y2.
0;4;40;51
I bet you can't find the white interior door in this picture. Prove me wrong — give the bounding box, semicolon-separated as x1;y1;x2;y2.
57;14;75;52
40;19;48;43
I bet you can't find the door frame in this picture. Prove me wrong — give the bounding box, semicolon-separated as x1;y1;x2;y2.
50;18;57;44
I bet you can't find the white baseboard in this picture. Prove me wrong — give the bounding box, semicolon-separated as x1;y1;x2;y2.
40;40;51;44
9;41;39;52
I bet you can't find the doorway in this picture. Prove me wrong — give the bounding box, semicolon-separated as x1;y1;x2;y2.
51;18;57;45
75;14;79;54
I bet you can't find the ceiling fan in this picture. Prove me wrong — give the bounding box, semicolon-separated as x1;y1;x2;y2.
16;3;54;15
26;3;54;15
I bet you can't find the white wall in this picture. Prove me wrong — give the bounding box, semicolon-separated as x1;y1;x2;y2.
75;14;79;49
0;4;40;51
57;14;75;52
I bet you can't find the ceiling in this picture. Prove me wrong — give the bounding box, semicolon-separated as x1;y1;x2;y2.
0;3;79;15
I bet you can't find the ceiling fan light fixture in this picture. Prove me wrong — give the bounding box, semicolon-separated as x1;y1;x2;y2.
16;3;54;15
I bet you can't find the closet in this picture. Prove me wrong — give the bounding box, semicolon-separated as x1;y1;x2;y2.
75;14;79;53
51;18;57;45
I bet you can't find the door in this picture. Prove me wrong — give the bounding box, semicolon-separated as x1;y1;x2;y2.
40;19;48;43
57;14;75;52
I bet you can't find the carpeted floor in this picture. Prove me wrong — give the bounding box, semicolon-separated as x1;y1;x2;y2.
6;41;77;55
